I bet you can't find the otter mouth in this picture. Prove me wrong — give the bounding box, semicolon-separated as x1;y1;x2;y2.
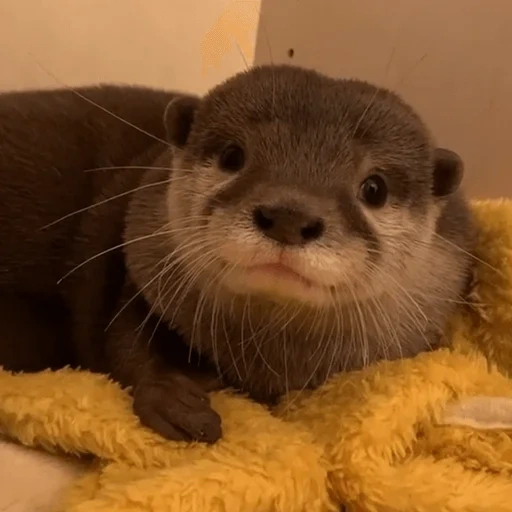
246;262;316;288
218;257;337;306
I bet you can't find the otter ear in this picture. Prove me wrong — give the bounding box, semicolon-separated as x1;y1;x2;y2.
164;95;201;148
432;147;464;197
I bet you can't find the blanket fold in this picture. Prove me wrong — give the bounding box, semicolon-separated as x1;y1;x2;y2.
2;199;512;512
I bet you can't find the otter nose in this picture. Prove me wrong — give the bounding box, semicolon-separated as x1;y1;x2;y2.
252;205;325;245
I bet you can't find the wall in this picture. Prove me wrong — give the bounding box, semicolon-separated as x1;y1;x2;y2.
1;0;510;198
0;0;260;95
254;0;512;198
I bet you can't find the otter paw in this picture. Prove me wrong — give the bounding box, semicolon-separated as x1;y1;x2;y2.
133;372;222;444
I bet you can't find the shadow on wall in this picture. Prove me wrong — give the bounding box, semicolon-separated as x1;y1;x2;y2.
202;1;259;77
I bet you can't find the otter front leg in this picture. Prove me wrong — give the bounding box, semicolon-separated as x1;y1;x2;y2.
105;282;222;444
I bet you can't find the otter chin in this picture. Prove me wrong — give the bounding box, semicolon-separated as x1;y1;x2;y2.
223;260;332;306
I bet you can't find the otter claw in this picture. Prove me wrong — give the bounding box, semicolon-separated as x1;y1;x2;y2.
133;372;222;444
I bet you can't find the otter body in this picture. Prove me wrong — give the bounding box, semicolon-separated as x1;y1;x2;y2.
0;66;475;443
0;85;172;370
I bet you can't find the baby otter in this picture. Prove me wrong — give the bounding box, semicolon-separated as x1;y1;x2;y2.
0;65;474;444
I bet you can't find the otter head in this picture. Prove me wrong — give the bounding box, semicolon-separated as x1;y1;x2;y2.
161;65;464;310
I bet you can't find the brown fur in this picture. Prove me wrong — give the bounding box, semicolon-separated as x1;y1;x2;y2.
0;85;171;370
0;66;475;444
0;85;222;442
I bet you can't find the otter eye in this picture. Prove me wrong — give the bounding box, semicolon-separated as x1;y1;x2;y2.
218;144;245;172
359;174;388;208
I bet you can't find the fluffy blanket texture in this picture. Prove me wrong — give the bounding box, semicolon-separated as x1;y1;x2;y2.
1;199;512;512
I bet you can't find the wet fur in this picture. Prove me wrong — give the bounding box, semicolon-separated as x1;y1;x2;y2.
0;66;475;442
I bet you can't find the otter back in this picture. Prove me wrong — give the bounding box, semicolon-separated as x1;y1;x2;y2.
0;85;174;370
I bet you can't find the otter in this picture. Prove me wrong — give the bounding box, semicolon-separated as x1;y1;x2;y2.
0;65;474;444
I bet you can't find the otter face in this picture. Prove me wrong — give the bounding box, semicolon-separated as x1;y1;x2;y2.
164;65;464;308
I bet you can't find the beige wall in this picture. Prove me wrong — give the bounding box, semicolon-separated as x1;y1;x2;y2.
255;0;512;199
0;0;259;95
1;0;510;198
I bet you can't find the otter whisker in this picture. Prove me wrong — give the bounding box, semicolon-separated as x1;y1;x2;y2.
106;252;172;332
152;235;226;311
213;261;246;382
365;261;428;356
244;303;291;380
240;295;250;372
32;58;174;149
41;175;190;230
60;221;222;285
167;256;217;351
165;240;224;310
277;300;307;336
379;267;429;326
157;236;226;313
396;53;428;88
316;305;332;364
82;165;199;174
259;17;276;116
353;269;391;360
237;301;286;379
369;264;431;335
283;328;289;398
366;280;403;360
209;285;222;375
369;297;396;359
134;244;218;336
378;231;500;278
350;47;396;141
219;299;232;369
303;303;323;354
326;288;345;380
293;305;316;340
167;241;227;319
195;279;222;373
111;233;224;344
321;305;339;382
282;303;341;413
257;300;307;392
348;281;369;366
141;243;224;354
57;228;179;283
204;270;227;360
413;290;486;308
433;232;503;276
234;40;250;70
187;258;229;375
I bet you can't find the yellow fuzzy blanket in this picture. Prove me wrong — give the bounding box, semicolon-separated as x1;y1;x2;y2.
2;200;512;512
